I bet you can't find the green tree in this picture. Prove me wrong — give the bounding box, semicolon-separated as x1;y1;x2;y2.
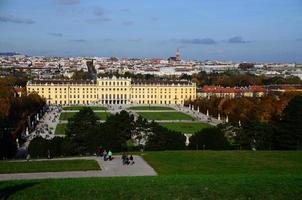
274;96;302;150
237;121;274;150
101;111;135;151
65;107;100;154
146;123;186;150
189;127;230;150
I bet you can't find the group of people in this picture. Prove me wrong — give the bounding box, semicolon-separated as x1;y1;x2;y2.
97;147;135;165
97;147;113;161
103;150;113;161
121;153;135;165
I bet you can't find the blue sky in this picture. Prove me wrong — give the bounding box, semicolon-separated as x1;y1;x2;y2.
0;0;302;62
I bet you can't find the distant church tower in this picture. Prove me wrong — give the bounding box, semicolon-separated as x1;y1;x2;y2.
176;49;181;61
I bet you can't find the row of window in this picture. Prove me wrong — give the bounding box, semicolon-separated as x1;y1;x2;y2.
44;94;193;100
131;95;190;99
136;100;182;104
50;99;183;105
132;88;193;92
99;81;129;86
28;87;128;93
46;94;128;99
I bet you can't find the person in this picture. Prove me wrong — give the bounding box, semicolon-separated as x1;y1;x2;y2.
26;153;30;162
121;152;127;161
108;150;113;161
103;150;107;161
47;149;51;159
129;155;135;165
122;152;127;165
98;146;104;157
124;156;130;165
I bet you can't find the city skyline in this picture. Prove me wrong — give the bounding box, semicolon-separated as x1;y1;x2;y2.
0;0;302;62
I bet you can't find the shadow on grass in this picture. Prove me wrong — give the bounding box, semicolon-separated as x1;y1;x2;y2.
0;182;37;200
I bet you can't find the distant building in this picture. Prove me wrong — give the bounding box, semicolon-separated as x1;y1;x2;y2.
176;49;181;61
168;49;181;63
27;76;196;105
198;85;266;98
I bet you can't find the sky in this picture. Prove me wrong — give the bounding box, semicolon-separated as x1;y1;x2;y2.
0;0;302;62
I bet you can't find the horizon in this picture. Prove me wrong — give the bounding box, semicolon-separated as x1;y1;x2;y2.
0;0;302;62
1;51;301;64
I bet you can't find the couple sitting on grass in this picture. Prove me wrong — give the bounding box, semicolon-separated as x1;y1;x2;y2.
122;153;134;165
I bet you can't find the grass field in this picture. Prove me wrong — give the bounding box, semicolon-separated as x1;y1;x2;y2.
0;175;301;200
54;123;67;135
0;160;100;174
142;151;302;175
128;106;175;110
138;112;193;120
59;112;111;120
159;122;211;134
1;151;302;199
63;106;107;111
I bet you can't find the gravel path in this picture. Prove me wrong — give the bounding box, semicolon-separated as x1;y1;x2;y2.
0;156;157;181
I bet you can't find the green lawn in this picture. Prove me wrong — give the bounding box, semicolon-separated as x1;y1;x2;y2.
142;151;302;175
0;175;301;200
159;122;211;134
138;112;193;120
1;151;302;199
63;106;107;111
128;106;175;110
54;123;67;135
0;160;100;174
59;112;111;120
95;112;111;120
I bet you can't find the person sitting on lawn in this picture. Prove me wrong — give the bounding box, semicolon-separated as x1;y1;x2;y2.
103;149;108;161
108;150;113;161
129;155;135;165
121;152;127;162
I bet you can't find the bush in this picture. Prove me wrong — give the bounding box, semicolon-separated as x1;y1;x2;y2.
189;127;230;150
28;137;66;158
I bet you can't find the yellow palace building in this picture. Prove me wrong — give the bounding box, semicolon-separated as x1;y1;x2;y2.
26;76;196;106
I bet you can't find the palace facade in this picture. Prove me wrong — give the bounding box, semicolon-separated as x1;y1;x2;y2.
26;77;196;105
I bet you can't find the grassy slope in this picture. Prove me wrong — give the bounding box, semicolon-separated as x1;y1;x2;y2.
128;106;175;110
0;175;301;200
159;122;211;134
138;112;193;120
142;151;302;175
1;151;302;199
63;106;107;110
0;160;100;174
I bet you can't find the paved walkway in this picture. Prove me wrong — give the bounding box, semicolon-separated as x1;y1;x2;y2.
0;156;157;181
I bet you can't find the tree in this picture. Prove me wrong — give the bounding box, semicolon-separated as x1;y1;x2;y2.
239;63;255;70
236;121;274;150
145;123;186;150
189;127;230;150
99;110;135;152
274;96;302;150
0;77;45;160
0;134;17;159
65;107;100;154
28;137;66;158
71;69;91;80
